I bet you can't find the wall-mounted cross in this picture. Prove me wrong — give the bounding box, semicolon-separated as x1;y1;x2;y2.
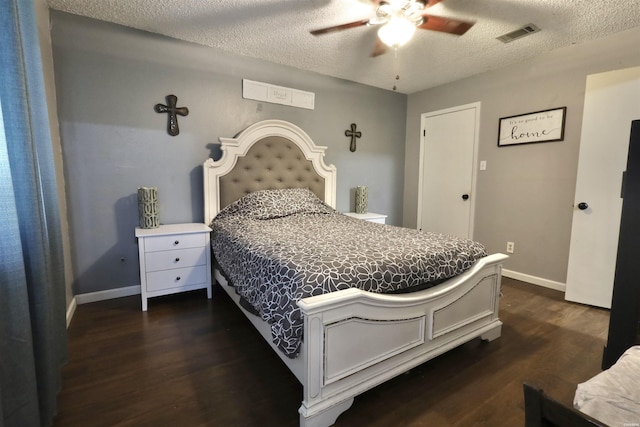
154;94;189;136
345;123;362;152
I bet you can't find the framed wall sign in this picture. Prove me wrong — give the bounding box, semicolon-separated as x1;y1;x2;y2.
498;107;566;146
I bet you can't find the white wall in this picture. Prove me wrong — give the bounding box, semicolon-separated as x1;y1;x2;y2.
404;26;640;284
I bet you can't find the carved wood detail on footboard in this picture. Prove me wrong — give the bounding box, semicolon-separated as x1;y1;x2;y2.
431;274;498;340
297;253;508;427
324;316;427;385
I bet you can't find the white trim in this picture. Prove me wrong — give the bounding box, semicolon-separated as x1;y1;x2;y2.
502;269;566;292
66;297;77;328
75;285;141;305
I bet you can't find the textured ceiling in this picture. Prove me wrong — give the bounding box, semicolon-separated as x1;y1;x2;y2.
45;0;640;94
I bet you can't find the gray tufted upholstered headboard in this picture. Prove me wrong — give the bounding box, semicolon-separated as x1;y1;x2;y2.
218;136;325;209
203;120;337;225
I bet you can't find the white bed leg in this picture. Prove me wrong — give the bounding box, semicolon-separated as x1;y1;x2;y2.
480;323;502;342
299;398;354;427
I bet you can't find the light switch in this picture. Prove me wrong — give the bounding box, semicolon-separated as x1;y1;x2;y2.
480;160;487;171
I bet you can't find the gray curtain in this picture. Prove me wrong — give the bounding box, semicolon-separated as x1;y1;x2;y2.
0;0;68;426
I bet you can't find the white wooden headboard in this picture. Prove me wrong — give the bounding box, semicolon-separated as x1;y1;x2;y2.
203;119;337;225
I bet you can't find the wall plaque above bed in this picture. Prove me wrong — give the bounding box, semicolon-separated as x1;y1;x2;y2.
243;79;315;110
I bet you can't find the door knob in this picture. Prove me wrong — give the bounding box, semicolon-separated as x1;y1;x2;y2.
577;202;589;210
462;194;469;201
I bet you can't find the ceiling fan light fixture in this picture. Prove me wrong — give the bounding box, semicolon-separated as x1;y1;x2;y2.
378;3;393;17
404;1;425;21
378;16;416;47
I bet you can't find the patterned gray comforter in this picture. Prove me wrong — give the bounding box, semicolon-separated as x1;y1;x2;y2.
211;188;487;358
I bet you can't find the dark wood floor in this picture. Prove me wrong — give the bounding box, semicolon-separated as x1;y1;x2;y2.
53;278;609;427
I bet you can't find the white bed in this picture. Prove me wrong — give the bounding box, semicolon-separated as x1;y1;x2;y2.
203;119;508;427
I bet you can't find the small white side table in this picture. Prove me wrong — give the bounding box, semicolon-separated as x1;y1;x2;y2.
343;212;387;224
135;223;212;311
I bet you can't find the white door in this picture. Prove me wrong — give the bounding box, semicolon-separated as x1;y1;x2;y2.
418;102;479;238
565;66;640;308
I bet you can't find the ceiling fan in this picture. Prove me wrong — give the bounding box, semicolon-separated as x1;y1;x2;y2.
310;0;475;57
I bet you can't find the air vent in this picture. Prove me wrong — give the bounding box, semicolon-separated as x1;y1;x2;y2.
497;23;541;43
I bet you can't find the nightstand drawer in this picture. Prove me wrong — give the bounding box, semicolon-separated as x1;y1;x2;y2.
144;233;206;252
146;265;208;292
145;247;206;272
136;223;212;311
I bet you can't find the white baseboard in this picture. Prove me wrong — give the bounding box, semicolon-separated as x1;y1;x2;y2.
66;297;77;328
502;269;566;293
75;285;141;305
66;272;563;322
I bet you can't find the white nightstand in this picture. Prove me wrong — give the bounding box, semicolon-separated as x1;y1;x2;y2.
343;212;387;224
135;223;212;311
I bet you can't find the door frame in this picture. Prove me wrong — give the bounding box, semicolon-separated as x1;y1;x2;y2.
417;102;481;238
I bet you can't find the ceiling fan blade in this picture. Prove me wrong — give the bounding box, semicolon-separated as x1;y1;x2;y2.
310;19;371;36
371;38;388;57
418;14;475;35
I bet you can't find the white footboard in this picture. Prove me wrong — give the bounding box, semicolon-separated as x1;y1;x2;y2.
296;253;508;427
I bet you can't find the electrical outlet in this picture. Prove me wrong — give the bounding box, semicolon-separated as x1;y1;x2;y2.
506;241;515;253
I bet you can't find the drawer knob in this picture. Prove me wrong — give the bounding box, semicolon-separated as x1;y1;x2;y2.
174;240;179;245
176;276;181;281
175;257;180;262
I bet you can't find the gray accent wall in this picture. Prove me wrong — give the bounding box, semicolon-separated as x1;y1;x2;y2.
404;26;640;283
50;11;406;295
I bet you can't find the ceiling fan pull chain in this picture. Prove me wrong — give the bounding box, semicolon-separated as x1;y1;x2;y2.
393;47;400;91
